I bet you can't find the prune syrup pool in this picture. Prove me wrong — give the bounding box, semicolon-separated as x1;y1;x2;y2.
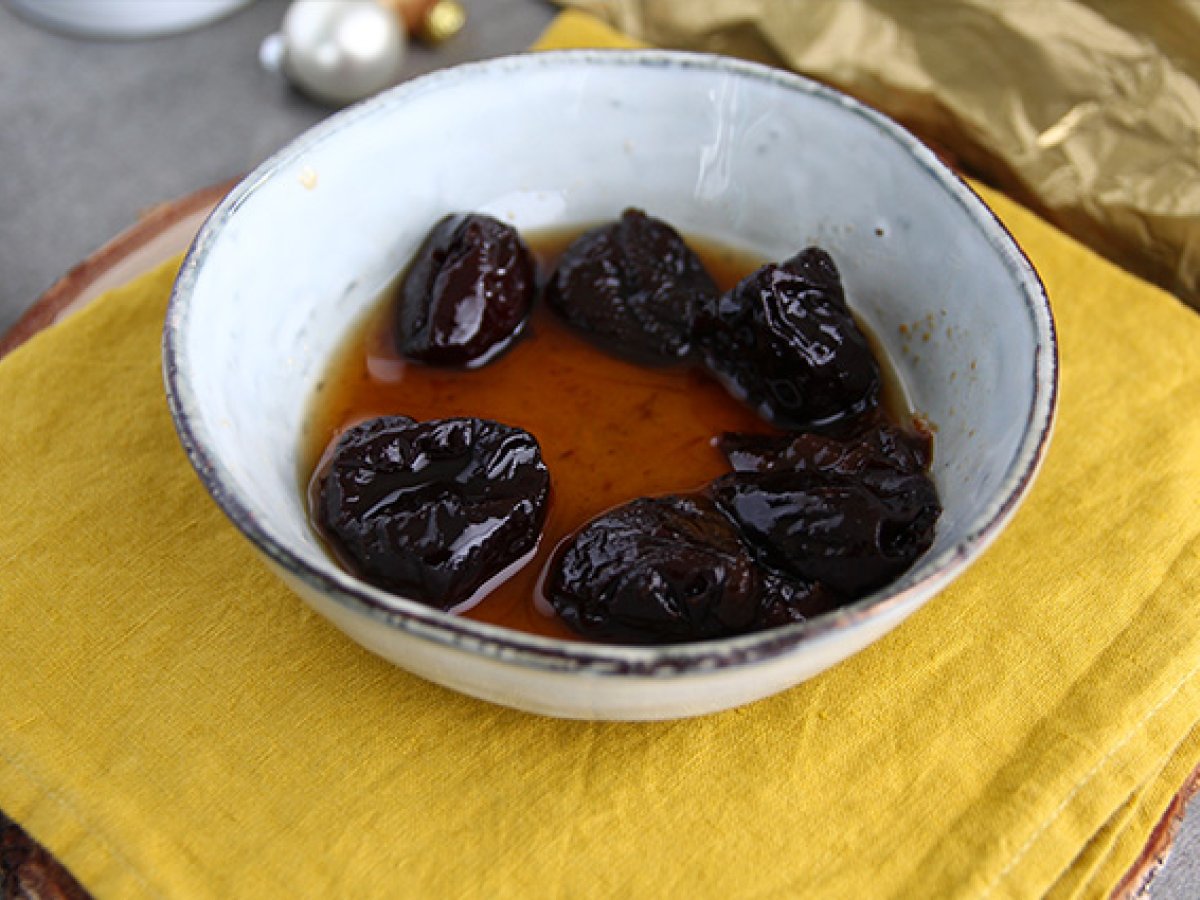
303;229;918;642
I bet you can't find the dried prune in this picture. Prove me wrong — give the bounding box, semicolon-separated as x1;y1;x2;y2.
396;213;536;367
544;494;836;644
711;425;940;598
545;208;718;364
717;420;932;476
317;416;550;610
696;246;881;428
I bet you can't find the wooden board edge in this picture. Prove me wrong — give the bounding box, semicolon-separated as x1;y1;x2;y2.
0;179;236;361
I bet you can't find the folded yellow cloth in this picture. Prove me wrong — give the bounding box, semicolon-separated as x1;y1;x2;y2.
3;11;1200;899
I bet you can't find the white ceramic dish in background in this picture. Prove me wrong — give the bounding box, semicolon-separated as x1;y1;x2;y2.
5;0;255;38
164;50;1057;720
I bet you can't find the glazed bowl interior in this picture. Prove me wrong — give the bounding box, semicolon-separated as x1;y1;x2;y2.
166;50;1055;716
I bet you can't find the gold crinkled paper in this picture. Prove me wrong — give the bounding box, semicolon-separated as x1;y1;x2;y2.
557;0;1200;310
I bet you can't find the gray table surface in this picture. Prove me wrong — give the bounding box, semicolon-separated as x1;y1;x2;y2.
2;1;1197;896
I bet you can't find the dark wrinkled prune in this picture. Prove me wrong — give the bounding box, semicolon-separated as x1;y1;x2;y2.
544;494;835;644
717;420;932;476
318;416;550;610
696;246;881;428
396;213;536;367
756;570;841;630
711;425;940;598
544;208;718;364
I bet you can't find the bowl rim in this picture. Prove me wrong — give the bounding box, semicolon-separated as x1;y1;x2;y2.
163;48;1058;678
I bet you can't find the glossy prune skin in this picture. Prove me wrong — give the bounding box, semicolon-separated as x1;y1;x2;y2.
396;213;536;367
545;208;718;364
696;247;881;428
711;424;940;598
717;420;932;476
544;494;835;644
317;416;549;610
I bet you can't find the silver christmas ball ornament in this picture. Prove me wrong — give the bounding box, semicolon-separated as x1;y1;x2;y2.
272;0;408;106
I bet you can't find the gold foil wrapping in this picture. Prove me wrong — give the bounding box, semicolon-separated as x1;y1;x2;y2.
558;0;1200;309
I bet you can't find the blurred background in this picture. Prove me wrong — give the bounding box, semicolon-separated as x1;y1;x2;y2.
0;0;555;336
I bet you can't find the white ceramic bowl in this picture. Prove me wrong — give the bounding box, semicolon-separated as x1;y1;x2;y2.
164;50;1057;721
6;0;254;38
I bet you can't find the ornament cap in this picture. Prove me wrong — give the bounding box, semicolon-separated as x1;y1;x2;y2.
418;0;467;45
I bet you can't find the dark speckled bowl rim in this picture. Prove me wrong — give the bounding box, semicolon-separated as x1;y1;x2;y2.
164;49;1058;679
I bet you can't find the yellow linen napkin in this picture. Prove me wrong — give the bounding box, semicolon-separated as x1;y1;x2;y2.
3;12;1200;899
